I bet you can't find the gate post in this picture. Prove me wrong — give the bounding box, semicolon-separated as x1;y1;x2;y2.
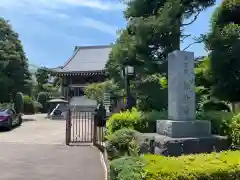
93;108;97;146
65;108;71;145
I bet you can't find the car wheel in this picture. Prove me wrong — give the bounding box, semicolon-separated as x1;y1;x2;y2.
7;117;12;130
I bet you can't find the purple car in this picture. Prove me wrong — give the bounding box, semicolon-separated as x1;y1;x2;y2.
0;108;22;130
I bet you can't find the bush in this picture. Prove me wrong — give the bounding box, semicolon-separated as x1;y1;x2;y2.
0;103;12;109
202;100;231;112
143;151;240;180
14;92;24;113
33;101;43;113
107;109;167;135
106;128;141;160
23;96;35;114
37;92;49;113
196;111;233;136
139;111;168;133
110;156;145;180
110;151;240;180
231;114;240;146
107;108;141;135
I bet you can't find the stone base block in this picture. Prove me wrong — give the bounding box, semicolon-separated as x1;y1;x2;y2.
157;120;211;138
154;135;230;157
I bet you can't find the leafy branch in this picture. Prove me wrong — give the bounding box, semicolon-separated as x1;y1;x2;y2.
183;34;207;51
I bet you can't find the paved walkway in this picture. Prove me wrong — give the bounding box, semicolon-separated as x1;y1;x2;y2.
0;114;105;180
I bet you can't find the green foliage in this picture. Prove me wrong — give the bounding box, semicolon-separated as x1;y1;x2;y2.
136;74;168;111
0;17;32;102
202;99;231;112
106;128;141;160
35;67;50;91
0;103;12;109
23;95;35;114
107;108;141;135
110;151;240;180
106;108;168;135
231;113;240;146
37;92;49;113
106;0;215;111
14;92;24;113
195;56;212;89
84;80;122;103
143;151;240;180
138;110;168;133
110;156;145;180
206;0;240;103
42;83;60;98
197;111;233;136
33;101;43;113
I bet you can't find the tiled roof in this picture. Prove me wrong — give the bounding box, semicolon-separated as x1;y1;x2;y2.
54;45;112;74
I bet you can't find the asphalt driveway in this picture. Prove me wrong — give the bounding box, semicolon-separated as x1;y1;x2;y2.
0;114;105;180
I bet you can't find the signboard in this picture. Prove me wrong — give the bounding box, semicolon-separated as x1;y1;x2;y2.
103;93;111;112
103;93;110;105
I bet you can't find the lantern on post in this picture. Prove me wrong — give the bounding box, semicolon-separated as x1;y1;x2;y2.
121;58;136;110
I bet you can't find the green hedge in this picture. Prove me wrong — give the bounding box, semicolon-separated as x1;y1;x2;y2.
110;156;145;180
110;151;240;180
106;108;167;135
231;113;240;146
24;96;35;114
196;111;233;136
144;151;240;180
107;109;233;136
106;128;141;160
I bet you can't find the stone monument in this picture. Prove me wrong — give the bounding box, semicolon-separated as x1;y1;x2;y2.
157;50;211;138
152;50;229;156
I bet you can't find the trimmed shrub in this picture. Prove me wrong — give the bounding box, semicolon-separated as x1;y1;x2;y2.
107;108;141;135
33;101;43;113
143;151;240;180
110;156;145;180
106;128;141;160
231;114;240;146
37;92;49;113
139;111;168;133
107;109;167;135
202;100;231;112
196;111;233;136
110;151;240;180
23;96;35;114
14;92;24;113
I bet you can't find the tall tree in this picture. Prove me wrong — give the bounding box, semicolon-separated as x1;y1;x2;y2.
0;18;31;102
106;0;215;110
206;0;240;109
35;67;50;91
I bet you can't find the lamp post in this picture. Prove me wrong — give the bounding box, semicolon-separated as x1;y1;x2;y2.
121;60;136;110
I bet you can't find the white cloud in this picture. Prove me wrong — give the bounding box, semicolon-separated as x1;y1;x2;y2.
80;17;118;35
0;0;124;11
0;0;120;35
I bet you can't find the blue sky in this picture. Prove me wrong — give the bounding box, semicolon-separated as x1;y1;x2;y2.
0;0;221;68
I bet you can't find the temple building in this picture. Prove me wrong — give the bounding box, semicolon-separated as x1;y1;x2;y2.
52;45;112;106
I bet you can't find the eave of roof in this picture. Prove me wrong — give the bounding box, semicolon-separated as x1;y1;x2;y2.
52;44;112;74
54;70;106;77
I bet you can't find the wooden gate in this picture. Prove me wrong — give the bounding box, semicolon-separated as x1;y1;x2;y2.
66;106;95;144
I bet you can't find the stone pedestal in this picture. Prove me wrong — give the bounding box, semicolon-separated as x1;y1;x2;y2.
154;135;230;157
139;133;230;157
156;120;211;138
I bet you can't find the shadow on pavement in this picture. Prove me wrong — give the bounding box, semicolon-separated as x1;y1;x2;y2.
22;118;36;122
